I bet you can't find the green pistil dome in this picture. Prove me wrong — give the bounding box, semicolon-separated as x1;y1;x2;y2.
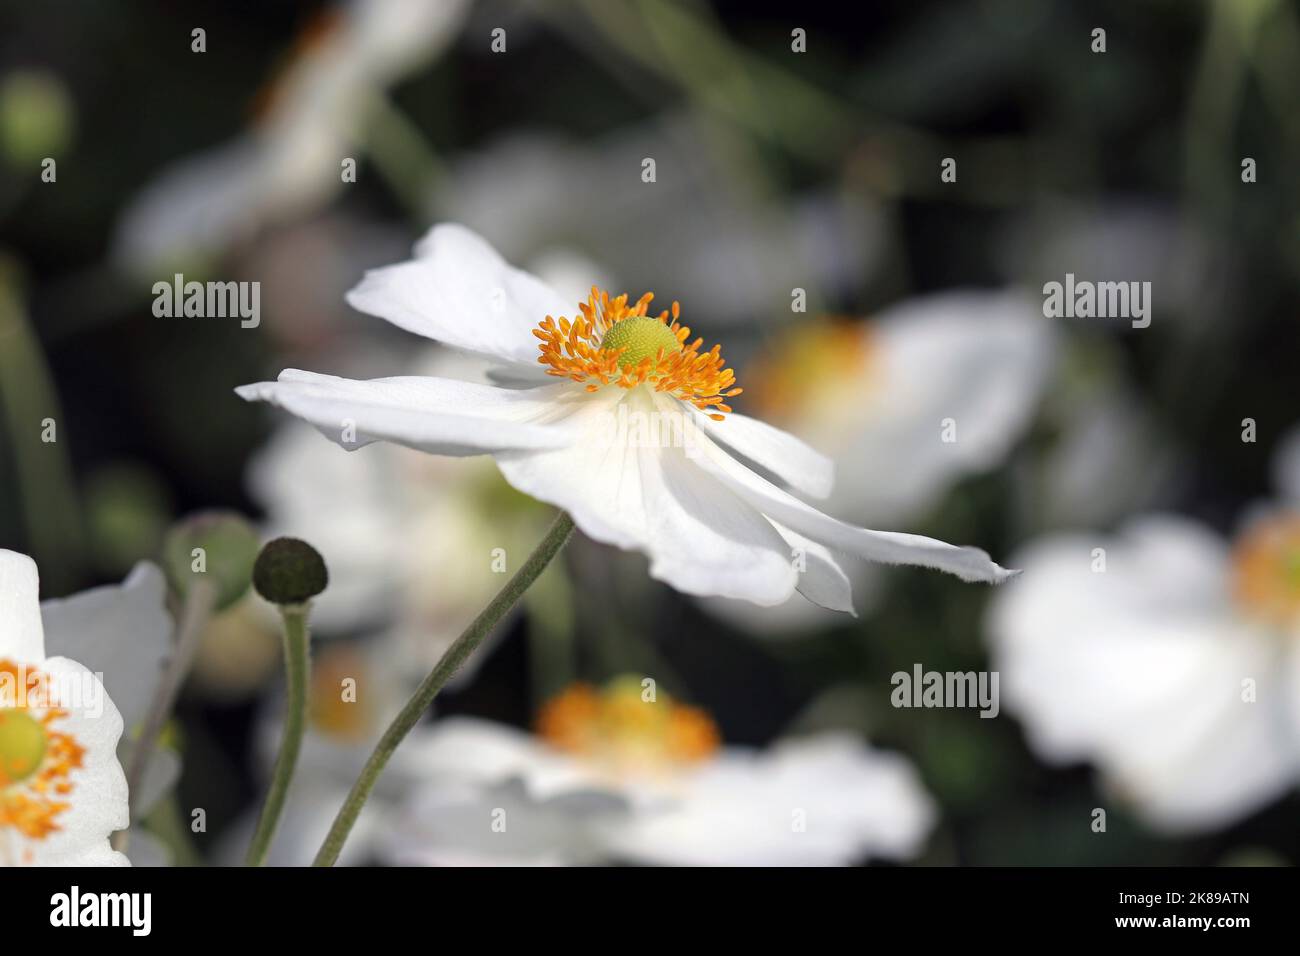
0;709;47;784
600;317;681;369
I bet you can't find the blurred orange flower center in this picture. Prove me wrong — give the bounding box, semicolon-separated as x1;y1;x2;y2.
533;288;742;420
0;660;83;847
746;318;874;424
309;646;372;743
536;678;720;771
1231;515;1300;626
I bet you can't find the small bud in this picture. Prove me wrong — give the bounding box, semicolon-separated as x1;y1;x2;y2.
253;537;328;606
162;511;259;611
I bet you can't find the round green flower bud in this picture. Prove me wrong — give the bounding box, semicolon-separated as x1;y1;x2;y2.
162;511;260;612
252;537;328;606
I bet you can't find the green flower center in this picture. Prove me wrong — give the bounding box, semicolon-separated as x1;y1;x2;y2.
0;709;46;785
599;317;681;369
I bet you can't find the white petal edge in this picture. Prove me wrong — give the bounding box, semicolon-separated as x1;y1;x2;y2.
20;657;129;866
773;523;856;615
0;549;44;663
345;223;570;367
691;428;1018;584
41;562;171;733
236;371;585;456
693;408;834;500
605;733;935;866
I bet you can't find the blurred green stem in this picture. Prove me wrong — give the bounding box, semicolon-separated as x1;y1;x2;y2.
312;510;576;867
245;604;311;866
364;91;446;220
114;577;216;853
522;553;576;709
0;275;84;590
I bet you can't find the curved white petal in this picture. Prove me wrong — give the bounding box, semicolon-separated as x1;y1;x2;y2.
40;562;171;732
0;549;44;663
345;223;569;366
606;733;935;866
692;429;1017;584
775;524;856;615
19;657;129;866
236;371;583;456
987;517;1298;832
694;409;834;500
496;391;800;606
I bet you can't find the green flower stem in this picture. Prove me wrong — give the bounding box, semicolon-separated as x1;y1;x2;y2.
245;604;312;866
312;510;576;867
113;576;217;854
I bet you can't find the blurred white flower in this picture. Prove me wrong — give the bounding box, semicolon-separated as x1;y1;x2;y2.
113;0;471;273
219;639;441;866
384;678;935;866
239;224;1017;611
704;292;1052;630
438;121;884;327
986;430;1300;832
0;551;170;866
1001;199;1229;326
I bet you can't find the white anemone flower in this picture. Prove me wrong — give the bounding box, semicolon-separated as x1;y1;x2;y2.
384;679;935;866
237;224;1017;611
0;550;153;866
986;428;1300;833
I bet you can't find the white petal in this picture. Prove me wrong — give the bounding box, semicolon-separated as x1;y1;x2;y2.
606;734;935;866
40;562;171;732
0;549;44;662
694;409;834;499
692;430;1018;584
236;371;582;456
345;223;570;366
987;518;1297;832
19;657;129;866
414;717;609;801
496;390;800;606
774;524;856;615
